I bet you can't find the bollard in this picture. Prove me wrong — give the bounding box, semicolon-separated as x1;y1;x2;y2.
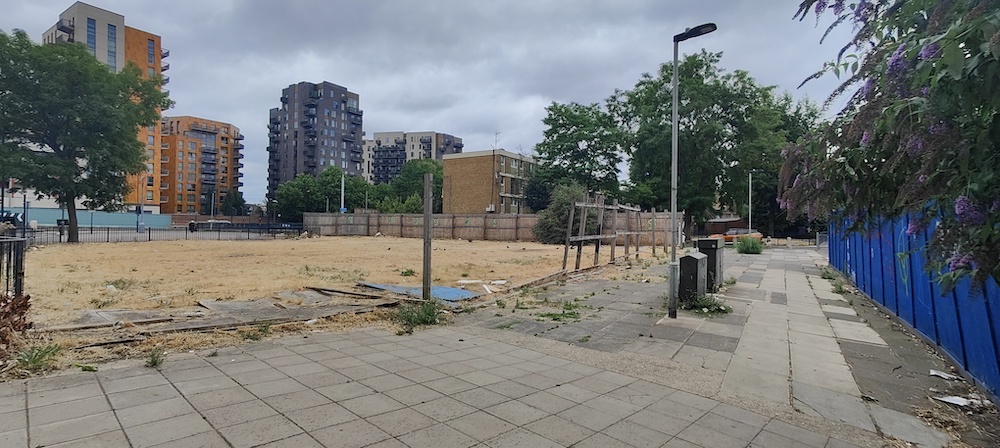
679;252;708;303
786;237;792;248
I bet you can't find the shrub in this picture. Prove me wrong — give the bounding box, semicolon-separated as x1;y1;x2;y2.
735;236;763;254
17;344;61;372
396;301;441;334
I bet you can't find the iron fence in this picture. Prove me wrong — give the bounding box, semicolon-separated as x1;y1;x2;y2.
20;226;300;246
0;236;26;298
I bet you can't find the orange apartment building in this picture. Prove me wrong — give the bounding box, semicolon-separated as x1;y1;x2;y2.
160;117;244;215
43;2;170;213
442;149;535;214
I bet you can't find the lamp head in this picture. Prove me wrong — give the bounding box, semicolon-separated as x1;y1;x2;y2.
674;23;717;42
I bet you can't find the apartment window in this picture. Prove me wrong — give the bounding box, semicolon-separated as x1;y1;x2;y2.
188;142;196;151
177;173;183;181
187;194;195;202
188;163;196;172
177;151;183;158
146;191;153;201
186;205;195;212
147;67;154;78
107;24;117;70
147;125;155;133
177;162;183;170
146;136;154;146
188;153;196;161
86;18;96;54
147;39;155;64
146;163;153;171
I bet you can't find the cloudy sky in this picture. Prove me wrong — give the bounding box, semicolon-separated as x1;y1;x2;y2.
2;1;853;203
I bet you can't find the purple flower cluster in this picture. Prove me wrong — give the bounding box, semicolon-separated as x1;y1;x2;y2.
859;78;875;98
955;195;986;225
905;219;923;236
814;0;828;16
920;86;931;97
918;42;940;61
949;253;974;271
861;131;872;146
853;0;870;23
793;174;803;187
778;199;790;211
832;0;845;15
887;44;908;81
904;136;924;156
929;120;948;135
991;199;1000;213
918;174;927;183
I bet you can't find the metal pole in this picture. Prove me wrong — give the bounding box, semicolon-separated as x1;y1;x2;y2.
668;39;680;319
748;171;753;231
422;173;432;301
340;172;345;213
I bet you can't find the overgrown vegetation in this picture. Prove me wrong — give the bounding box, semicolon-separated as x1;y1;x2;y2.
679;295;733;317
0;292;32;360
396;300;442;334
16;344;60;372
535;310;580;322
240;321;272;340
400;269;416;277
735;236;764;254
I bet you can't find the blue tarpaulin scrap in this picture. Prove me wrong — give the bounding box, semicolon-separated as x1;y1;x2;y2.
359;282;480;304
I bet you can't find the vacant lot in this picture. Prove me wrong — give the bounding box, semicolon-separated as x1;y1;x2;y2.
22;236;632;326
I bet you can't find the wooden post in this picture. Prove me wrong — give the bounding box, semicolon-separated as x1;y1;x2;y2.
624;206;631;260
422;173;432;302
610;199;619;262
651;209;657;256
593;194;605;267
562;201;576;270
575;194;589;270
634;210;641;259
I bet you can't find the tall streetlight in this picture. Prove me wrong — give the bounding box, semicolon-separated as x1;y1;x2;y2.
669;22;717;319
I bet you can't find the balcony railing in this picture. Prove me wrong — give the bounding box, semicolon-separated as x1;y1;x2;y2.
160;157;169;163
56;34;74;44
304;108;316;117
342;134;355;142
305;129;317;137
304;97;318;107
201;146;218;154
160;183;169;190
201;166;217;174
162;75;170;84
190;122;220;133
350;115;362;125
346;106;362;115
300;120;314;128
236;152;244;159
419;136;432;143
237;172;244;178
238;162;244;169
161;48;170;58
161;62;170;72
57;18;74;34
235;143;244;150
305;138;317;147
235;133;245;140
269;116;280;124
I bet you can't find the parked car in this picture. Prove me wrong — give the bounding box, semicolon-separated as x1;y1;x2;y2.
708;228;763;243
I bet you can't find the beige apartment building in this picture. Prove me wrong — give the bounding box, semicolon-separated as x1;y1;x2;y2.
365;131;463;184
442;149;535;214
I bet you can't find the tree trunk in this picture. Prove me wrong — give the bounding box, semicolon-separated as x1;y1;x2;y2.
65;197;80;243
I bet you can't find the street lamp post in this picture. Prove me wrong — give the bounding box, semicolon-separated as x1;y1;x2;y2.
669;22;717;319
748;170;753;232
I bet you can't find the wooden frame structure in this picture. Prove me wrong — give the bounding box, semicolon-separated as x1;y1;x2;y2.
561;193;658;270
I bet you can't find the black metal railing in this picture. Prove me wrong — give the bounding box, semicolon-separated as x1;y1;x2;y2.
17;225;302;246
0;236;26;298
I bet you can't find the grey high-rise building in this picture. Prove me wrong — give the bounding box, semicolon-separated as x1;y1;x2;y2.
364;131;463;185
266;81;363;200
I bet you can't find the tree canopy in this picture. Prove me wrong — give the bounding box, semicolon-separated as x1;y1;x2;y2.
782;0;1000;284
0;30;170;242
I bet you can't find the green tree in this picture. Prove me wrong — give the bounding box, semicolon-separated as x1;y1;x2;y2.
317;167;370;212
274;174;323;221
618;51;788;235
220;191;247;217
784;1;1000;284
390;159;443;213
535;102;625;194
0;30;170;242
534;183;590;244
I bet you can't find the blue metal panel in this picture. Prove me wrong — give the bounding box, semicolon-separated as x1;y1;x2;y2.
870;229;885;306
892;217;914;324
909;227;936;341
954;277;1000;396
881;224;898;313
931;268;966;368
985;280;1000;397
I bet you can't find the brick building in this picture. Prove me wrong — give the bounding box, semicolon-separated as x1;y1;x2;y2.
442;150;535;214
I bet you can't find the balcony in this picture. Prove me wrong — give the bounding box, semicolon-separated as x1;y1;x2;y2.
55;34;74;44
238;162;244;169
342;134;356;142
160;169;169;176
161;62;170;72
280;95;288;104
56;18;74;34
309;90;321;99
160;156;169;163
202;156;217;164
305;160;317;168
161;48;170;58
237;172;244;178
160;183;169;190
190;122;220;133
160;197;168;204
235;133;244;140
201;146;218;154
237;182;244;187
270;115;280;124
304;129;317;138
303;148;316;158
235;143;244;150
202;166;217;174
304;97;318;107
305;138;317;147
394;137;406;144
351;146;363;154
350;115;362;125
235;152;244;159
304;108;316;117
419;136;432;144
455;142;464;148
201;178;217;185
346;106;362;115
269;134;280;143
350;154;363;163
300;119;314;128
162;75;170;84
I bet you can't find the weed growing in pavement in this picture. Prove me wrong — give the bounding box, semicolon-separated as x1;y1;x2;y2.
679;295;732;317
396;300;441;334
724;276;737;286
535;310;580;322
735;237;764;254
17;345;61;372
495;321;519;330
832;281;849;295
577;335;591;343
495;299;507;309
89;297;119;309
145;348;166;368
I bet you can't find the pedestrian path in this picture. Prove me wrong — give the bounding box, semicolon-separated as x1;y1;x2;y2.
0;247;962;447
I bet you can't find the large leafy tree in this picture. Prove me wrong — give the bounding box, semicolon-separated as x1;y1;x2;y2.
783;1;1000;284
617;51;793;234
391;159;443;213
534;102;625;194
0;30;170;242
219;191;247;217
275;167;380;220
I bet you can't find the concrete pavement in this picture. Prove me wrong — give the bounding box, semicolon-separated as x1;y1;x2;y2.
0;246;963;447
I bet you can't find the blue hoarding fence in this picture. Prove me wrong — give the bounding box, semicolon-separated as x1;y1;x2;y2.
828;218;1000;400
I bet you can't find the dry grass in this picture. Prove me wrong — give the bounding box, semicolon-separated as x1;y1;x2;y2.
23;236;581;326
